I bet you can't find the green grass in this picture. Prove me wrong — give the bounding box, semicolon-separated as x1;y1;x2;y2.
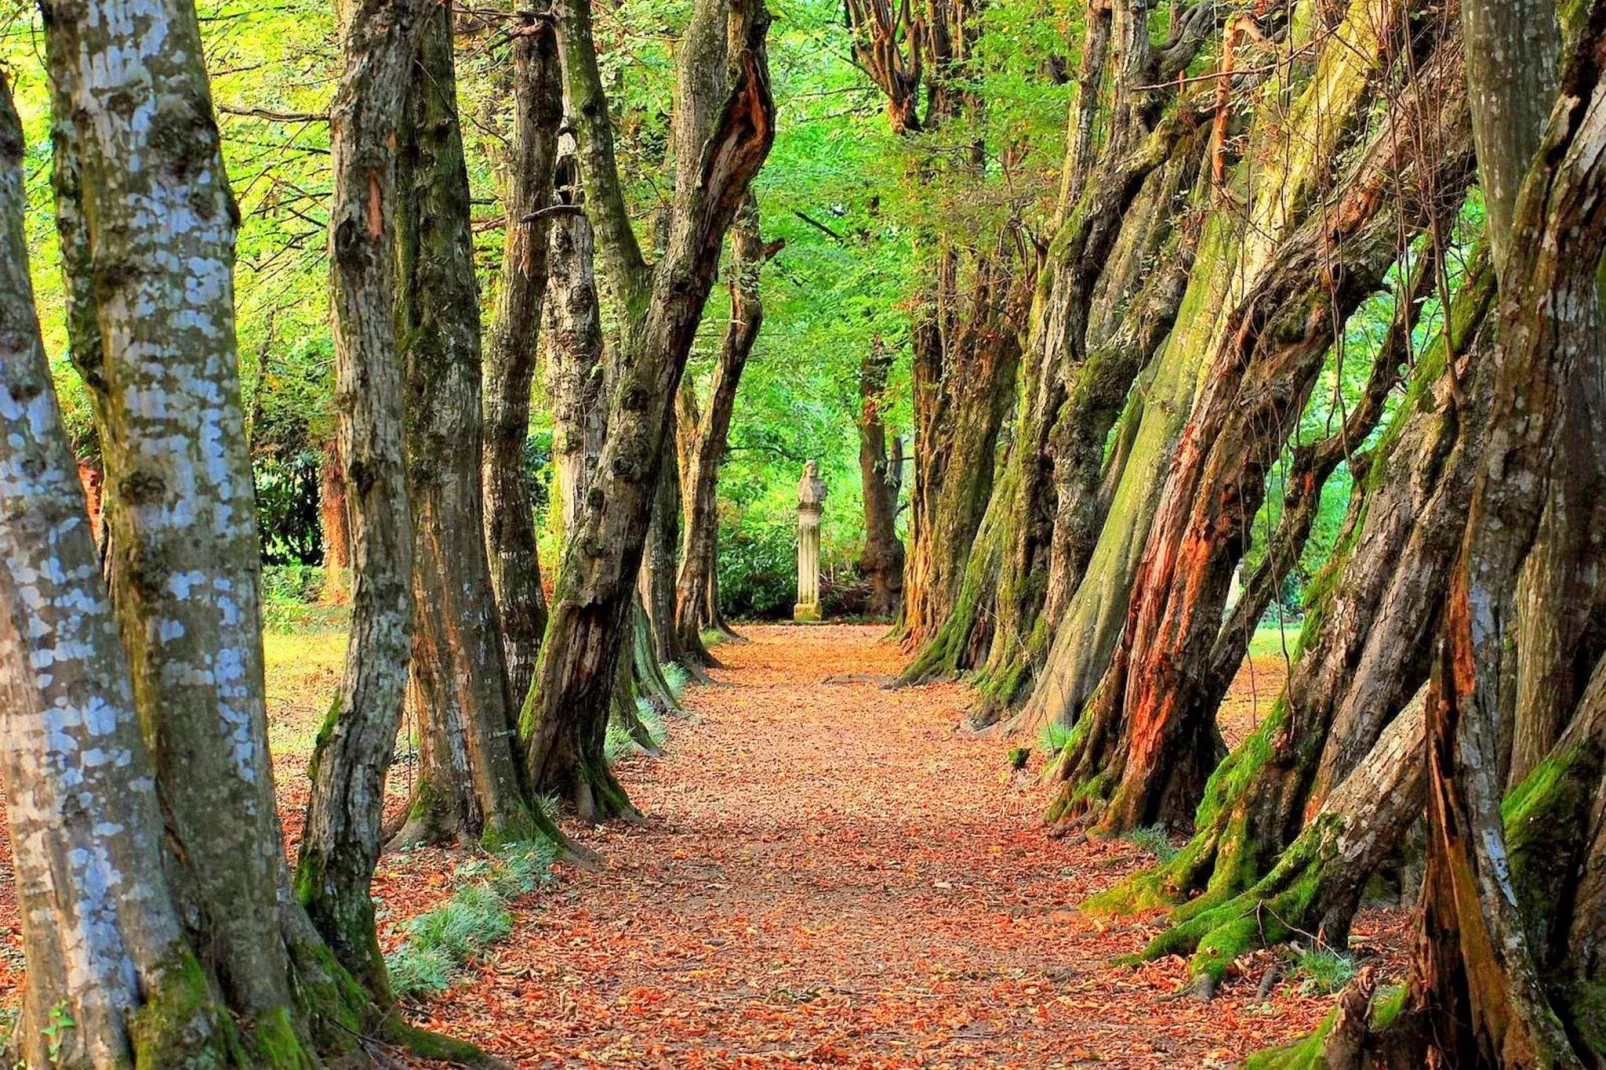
1248;620;1302;660
605;700;671;763
1037;720;1075;756
386;839;556;1000
1124;824;1180;863
1291;946;1356;996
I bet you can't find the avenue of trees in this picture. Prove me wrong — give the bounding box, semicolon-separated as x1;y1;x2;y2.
2;0;1606;1063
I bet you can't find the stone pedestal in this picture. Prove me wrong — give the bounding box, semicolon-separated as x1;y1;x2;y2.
794;461;827;622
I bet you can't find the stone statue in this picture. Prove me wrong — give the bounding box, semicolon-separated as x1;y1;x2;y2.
795;460;828;622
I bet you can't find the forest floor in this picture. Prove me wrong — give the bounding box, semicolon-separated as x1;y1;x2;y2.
0;622;1411;1067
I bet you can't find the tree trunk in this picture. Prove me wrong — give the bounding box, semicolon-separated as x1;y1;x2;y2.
0;77;230;1065
40;1;484;1059
675;194;765;654
523;0;773;821
858;341;905;619
899;244;1023;646
1018;0;1414;741
387;3;550;852
318;438;351;603
543;171;607;542
640;446;685;667
483;15;562;709
1390;8;1606;1057
1048;40;1475;834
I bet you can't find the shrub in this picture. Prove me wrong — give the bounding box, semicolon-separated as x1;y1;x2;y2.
1291;947;1356;996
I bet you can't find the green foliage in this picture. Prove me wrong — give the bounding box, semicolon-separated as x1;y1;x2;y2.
1037;720;1075;757
717;517;801;619
1124;825;1179;864
386;840;555;1000
1007;746;1030;770
1291;947;1356;996
606;700;670;763
660;662;691;705
42;1003;74;1062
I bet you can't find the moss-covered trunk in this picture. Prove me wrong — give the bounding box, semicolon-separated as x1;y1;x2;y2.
1047;41;1475;833
388;6;551;852
1019;0;1410;741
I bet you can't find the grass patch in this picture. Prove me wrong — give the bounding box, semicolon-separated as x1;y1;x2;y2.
1037;720;1075;756
1291;946;1356;996
386;839;556;1000
605;700;670;763
661;662;691;705
1123;824;1179;863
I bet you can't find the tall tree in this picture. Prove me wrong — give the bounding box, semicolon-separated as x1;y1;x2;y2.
857;340;905;618
483;15;563;707
37;0;482;1058
522;0;775;820
675;193;767;656
386;2;554;850
0;71;228;1067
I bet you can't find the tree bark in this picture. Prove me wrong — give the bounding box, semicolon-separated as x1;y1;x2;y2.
675;194;765;653
641;445;685;666
387;3;551;852
523;0;774;821
1018;0;1414;740
483;14;562;709
0;76;231;1066
318;437;351;603
858;341;905;619
1397;6;1606;1058
40;0;486;1059
1048;36;1475;834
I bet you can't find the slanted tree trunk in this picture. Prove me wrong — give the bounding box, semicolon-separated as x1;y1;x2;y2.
1048;39;1475;833
40;2;483;1059
900;0;1220;697
522;0;774;821
1379;6;1606;1058
858;341;905;619
483;14;562;708
0;77;230;1065
675;193;765;655
318;437;351;603
1087;251;1499;987
1019;0;1414;741
387;3;550;852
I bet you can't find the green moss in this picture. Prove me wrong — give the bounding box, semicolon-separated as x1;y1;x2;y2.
1240;1008;1336;1070
1369;984;1407;1030
240;1006;314;1069
129;950;233;1068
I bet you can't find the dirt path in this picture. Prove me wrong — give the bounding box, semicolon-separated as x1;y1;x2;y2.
416;624;1382;1067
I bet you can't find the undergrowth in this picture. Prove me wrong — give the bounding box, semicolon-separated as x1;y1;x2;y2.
1290;946;1356;996
1124;824;1179;863
1037;720;1075;756
605;700;670;763
386;839;556;999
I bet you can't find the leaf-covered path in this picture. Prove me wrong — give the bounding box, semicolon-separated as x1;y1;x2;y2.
413;624;1391;1067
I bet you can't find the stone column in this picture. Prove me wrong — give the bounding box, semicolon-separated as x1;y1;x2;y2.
795;460;827;621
